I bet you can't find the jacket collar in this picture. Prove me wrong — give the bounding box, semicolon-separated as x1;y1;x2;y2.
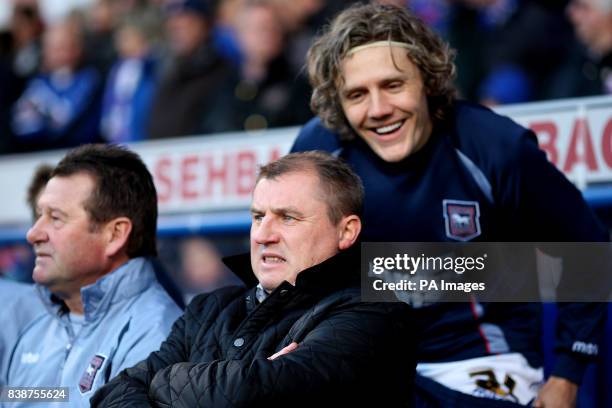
223;245;361;296
37;257;156;323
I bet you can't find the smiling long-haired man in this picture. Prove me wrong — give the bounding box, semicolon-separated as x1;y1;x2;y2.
292;3;609;407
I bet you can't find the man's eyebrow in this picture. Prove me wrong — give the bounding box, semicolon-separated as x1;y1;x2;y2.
341;83;365;96
271;207;305;218
342;74;410;93
249;206;306;217
381;75;409;84
47;205;68;217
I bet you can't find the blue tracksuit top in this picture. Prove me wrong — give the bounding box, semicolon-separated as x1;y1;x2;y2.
291;100;609;384
2;258;182;407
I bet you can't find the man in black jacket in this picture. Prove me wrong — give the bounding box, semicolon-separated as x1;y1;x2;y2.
91;151;414;407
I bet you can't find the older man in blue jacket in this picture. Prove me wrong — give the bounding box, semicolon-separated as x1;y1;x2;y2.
1;145;181;407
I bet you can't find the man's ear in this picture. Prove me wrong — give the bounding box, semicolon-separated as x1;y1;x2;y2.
337;215;361;250
103;217;132;258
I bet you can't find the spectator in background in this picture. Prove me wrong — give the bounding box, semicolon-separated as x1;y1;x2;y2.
568;0;612;64
445;0;521;102
199;0;312;133
82;0;119;76
177;236;242;304
268;0;353;78
4;144;182;405
9;2;44;86
148;0;231;139
562;0;612;95
100;10;161;143
0;2;45;153
430;0;574;105
82;0;163;75
474;1;577;105
11;19;102;152
211;0;245;67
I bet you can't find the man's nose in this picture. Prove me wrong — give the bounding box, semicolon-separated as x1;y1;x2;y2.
368;91;393;119
252;217;280;245
26;217;47;245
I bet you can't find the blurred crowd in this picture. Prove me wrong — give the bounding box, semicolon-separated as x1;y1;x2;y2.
0;0;343;154
1;0;612;299
0;0;609;155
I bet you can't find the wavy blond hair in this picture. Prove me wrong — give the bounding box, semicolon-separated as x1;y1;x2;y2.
307;3;457;140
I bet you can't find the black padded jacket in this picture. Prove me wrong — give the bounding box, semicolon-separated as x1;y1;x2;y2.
91;248;415;407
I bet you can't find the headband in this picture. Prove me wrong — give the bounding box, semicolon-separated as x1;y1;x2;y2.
346;41;411;57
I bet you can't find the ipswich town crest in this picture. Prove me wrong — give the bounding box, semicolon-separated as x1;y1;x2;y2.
79;354;106;394
443;199;481;241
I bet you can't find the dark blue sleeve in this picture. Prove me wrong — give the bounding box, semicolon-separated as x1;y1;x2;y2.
503;131;609;384
505;131;608;241
290;117;342;154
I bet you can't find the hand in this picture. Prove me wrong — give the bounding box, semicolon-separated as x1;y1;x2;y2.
267;342;299;360
533;376;578;408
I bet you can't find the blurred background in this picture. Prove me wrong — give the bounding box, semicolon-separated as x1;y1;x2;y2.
0;0;609;156
0;3;611;405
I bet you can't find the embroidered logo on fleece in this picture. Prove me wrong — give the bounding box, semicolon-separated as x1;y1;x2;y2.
443;199;481;241
79;354;106;394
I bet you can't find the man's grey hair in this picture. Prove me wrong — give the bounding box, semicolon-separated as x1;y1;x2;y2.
256;151;364;225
